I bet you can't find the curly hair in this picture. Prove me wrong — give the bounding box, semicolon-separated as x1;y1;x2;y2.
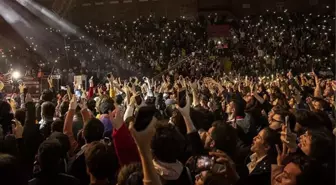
117;163;143;185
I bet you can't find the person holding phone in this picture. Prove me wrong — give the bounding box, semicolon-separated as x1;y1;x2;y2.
239;127;281;185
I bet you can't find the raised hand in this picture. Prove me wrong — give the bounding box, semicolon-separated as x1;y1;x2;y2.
189;81;198;91
280;117;297;152
47;76;53;87
19;83;26;94
78;97;88;110
122;84;129;94
276;143;290;165
129;116;157;151
89;76;94;87
108;73;114;82
143;77;150;86
331;81;336;92
109;107;123;130
69;95;77;111
287;70;293;79
81;89;87;100
209;150;239;181
175;94;191;117
134;77;139;85
12;120;23;139
129;92;140;106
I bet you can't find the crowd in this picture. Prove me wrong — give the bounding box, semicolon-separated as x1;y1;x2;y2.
0;9;335;185
1;11;334;82
229;11;334;75
0;65;335;185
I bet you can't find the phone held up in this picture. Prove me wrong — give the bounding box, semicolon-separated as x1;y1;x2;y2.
133;105;159;132
177;89;187;108
195;156;226;173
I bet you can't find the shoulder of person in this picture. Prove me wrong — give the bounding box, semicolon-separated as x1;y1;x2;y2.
68;147;86;169
28;178;37;185
57;173;80;185
251;156;272;175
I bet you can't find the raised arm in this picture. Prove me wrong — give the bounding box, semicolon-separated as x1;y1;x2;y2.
19;83;26;109
176;94;205;155
313;72;322;98
189;81;200;107
110;108;140;166
63;95;78;156
87;76;95;99
24;94;36;126
129;118;162;185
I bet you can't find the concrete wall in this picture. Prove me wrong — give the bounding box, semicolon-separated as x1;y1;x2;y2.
37;0;336;24
204;0;335;17
68;0;197;24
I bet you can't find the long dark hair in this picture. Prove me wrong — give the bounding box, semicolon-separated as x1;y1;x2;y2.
262;127;281;163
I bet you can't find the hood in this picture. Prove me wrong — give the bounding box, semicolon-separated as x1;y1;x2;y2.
153;159;183;180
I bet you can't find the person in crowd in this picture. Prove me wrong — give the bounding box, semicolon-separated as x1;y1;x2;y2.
117;163;144;185
272;154;329;185
151;123;191;185
29;139;79;185
67;116;106;185
85;141;118;185
239;127;281;185
298;127;334;165
0;153;26;185
39;101;56;139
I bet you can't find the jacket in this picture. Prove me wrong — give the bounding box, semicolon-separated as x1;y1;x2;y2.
68;145;89;185
22;102;43;179
39;119;53;139
112;123;140;166
237;155;272;185
163;166;193;185
29;172;79;185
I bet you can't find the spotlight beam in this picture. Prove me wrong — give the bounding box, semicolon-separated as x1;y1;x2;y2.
16;0;78;35
0;0;63;65
16;0;138;76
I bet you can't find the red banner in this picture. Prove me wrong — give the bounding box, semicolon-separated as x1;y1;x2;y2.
207;25;231;37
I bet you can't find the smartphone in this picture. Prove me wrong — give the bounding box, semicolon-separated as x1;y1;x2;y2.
75;90;82;101
196;156;226;173
285;115;291;133
134;105;157;131
178;89;187;107
196;156;213;169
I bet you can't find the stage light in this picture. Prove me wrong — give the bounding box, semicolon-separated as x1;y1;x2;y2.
12;71;21;79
